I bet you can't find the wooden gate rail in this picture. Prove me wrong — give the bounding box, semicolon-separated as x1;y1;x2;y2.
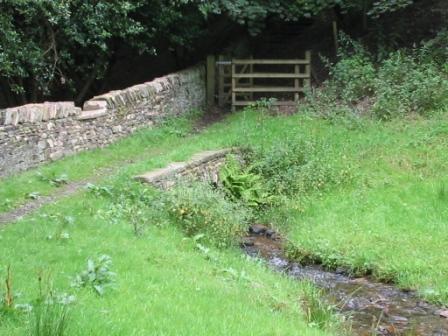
207;51;311;111
231;52;311;111
232;59;310;64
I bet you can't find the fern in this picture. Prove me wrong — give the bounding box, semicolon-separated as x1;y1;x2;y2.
219;155;272;208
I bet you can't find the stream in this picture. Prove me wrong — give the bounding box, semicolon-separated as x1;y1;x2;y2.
242;226;448;335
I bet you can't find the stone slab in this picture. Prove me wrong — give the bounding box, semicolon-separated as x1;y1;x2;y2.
134;148;235;189
76;109;108;120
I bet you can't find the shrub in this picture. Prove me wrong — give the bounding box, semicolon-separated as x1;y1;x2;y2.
373;52;448;119
308;33;448;119
419;29;448;69
301;85;353;119
320;33;376;104
163;182;251;248
329;55;376;103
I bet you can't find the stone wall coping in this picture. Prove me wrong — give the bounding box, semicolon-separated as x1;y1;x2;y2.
1;102;81;126
134;148;236;186
86;65;205;112
1;64;205;125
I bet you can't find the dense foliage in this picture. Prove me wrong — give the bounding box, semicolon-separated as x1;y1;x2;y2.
197;0;415;34
304;31;448;119
1;0;143;105
0;0;203;106
0;0;417;107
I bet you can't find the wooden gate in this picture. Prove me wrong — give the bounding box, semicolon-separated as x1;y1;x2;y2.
206;52;311;111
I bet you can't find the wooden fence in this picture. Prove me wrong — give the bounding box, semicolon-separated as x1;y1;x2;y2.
207;52;311;111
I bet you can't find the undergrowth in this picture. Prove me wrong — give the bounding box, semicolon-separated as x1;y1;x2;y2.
249;138;353;198
163;181;251;248
31;292;72;336
303;31;448;120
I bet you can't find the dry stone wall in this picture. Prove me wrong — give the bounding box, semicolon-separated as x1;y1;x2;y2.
0;66;205;177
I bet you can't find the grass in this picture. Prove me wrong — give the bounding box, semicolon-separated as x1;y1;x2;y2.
1;106;448;334
0;110;339;335
263;111;448;303
0;189;331;335
0;109;309;214
0;113;197;213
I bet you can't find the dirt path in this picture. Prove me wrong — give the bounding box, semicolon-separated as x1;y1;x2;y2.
0;112;228;226
0;175;105;226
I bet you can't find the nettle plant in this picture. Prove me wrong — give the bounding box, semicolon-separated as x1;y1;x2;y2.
37;172;69;187
308;31;448;120
164;181;251;248
87;182;154;236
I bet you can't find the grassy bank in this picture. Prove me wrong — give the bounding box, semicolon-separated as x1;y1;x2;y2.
0;111;341;335
0;189;333;335
262;111;448;303
1;105;448;335
0;114;198;213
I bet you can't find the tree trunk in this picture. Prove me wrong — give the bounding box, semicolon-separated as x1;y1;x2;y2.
29;77;39;103
75;70;98;106
0;79;15;108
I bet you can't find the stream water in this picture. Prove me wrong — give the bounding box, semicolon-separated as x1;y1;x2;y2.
242;227;448;335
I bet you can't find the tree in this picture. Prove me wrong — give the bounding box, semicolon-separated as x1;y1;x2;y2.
0;0;415;107
0;0;203;106
194;0;414;35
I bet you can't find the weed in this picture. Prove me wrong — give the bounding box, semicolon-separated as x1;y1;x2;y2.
251;138;352;197
0;267;34;317
30;291;73;336
37;173;69;187
90;182;154;235
26;192;41;200
437;184;448;202
300;281;341;330
123;203;147;236
373;51;448;119
71;255;115;296
304;33;448;120
42;214;75;242
163;181;251;248
85;183;113;198
325;34;376;103
1;198;12;211
2;266;13;310
249;98;278;114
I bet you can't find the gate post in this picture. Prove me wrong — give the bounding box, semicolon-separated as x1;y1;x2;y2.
206;55;216;109
305;51;311;88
